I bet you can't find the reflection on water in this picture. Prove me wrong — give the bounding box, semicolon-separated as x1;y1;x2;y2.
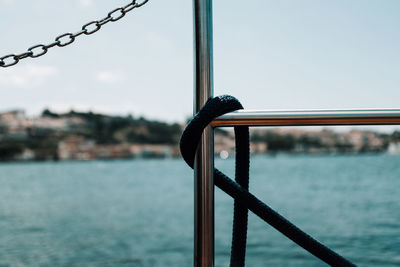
0;154;399;266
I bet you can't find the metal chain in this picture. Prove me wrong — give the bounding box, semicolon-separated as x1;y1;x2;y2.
0;0;149;68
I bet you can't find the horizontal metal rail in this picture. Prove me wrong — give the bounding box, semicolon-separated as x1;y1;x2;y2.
211;109;400;127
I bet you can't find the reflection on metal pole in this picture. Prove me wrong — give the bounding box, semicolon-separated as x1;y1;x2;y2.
193;0;214;266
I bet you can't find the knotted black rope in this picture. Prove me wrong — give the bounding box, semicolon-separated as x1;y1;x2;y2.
180;95;357;267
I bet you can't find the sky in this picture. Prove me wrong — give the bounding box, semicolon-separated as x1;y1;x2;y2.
1;0;400;131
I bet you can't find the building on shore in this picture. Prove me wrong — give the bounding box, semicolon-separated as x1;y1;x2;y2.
58;136;180;161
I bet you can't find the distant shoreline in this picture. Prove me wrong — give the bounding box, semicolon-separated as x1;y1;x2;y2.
2;109;400;162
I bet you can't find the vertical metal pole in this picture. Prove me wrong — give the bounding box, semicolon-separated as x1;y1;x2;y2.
193;0;214;266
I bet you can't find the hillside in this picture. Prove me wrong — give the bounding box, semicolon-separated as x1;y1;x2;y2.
0;109;182;161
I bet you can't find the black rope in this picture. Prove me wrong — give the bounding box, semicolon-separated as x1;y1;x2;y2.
230;124;249;266
180;95;357;267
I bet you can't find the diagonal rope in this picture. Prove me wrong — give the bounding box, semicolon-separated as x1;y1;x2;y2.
180;95;357;267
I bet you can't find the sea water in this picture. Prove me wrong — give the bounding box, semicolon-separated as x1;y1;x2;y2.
0;154;399;266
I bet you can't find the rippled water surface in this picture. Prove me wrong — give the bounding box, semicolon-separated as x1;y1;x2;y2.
0;154;399;266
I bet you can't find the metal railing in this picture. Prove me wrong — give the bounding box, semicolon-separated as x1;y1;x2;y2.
212;109;400;127
193;1;400;267
193;1;214;266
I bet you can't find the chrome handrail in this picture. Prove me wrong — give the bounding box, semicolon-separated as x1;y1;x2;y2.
193;1;214;267
212;109;400;127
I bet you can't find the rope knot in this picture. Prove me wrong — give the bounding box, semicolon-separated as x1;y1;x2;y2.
179;95;356;267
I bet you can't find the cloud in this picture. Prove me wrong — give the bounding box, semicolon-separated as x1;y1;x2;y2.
96;70;125;84
0;64;58;88
78;0;94;7
0;0;14;4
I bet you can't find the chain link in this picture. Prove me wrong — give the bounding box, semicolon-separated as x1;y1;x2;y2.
0;0;149;68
